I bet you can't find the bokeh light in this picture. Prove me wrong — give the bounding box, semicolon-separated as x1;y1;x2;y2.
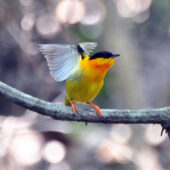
9;130;43;166
80;0;106;25
36;15;60;37
43;140;66;164
144;125;167;146
136;148;164;170
21;14;34;31
110;125;132;143
96;139;133;163
1;116;31;132
0;116;32;159
56;0;85;24
0;126;8;158
115;0;152;18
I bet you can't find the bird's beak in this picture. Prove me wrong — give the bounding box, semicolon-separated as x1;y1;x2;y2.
112;54;120;58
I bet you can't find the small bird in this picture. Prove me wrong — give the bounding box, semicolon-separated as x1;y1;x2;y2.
39;42;119;117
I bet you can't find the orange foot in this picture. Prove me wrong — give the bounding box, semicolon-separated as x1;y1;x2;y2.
87;102;102;117
70;100;77;115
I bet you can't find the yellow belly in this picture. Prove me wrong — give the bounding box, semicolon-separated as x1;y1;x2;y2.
65;71;103;104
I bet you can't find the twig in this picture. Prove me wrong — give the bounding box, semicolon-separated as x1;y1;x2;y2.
0;81;170;138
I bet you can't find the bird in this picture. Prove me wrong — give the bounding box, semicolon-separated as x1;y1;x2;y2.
39;42;119;117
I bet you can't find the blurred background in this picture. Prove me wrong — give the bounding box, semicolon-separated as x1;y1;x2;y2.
0;0;170;169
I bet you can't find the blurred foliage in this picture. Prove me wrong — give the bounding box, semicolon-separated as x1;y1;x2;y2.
0;0;170;170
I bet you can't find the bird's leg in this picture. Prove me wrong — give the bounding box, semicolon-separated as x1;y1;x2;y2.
86;102;102;117
70;100;77;115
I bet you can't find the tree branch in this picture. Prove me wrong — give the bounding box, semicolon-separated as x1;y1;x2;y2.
0;81;170;137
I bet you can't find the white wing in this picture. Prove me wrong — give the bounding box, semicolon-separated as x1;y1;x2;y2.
79;42;98;55
39;44;80;81
39;42;98;81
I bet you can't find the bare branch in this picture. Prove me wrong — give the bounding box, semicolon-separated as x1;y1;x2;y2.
0;81;170;137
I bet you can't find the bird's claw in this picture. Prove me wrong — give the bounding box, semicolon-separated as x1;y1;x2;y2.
70;100;77;115
87;102;102;117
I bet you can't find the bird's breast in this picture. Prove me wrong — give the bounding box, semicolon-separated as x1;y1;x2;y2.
65;68;104;102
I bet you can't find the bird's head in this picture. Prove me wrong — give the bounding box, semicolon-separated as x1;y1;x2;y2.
82;51;119;71
90;51;119;63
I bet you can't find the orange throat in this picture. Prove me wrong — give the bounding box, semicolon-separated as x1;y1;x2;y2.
80;57;115;80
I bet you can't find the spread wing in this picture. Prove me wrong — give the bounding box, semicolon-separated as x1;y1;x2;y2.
39;44;80;81
79;42;98;55
39;42;98;81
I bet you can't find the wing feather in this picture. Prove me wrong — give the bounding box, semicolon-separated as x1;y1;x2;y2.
79;42;98;55
39;42;98;81
39;44;80;81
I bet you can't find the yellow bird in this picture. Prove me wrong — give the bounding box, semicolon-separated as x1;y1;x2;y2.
39;42;119;117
